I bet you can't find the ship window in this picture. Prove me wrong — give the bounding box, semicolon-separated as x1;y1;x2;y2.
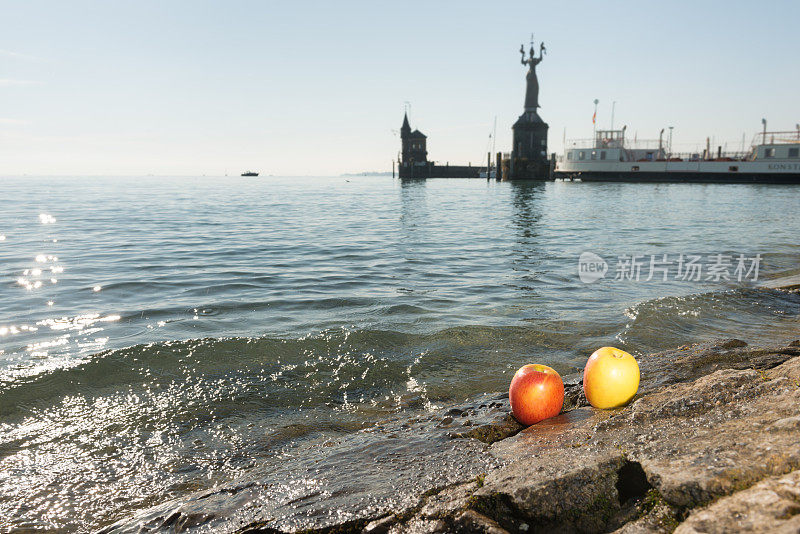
632;166;640;171
579;151;585;160
591;151;597;160
789;148;799;158
729;166;738;172
600;151;607;160
765;148;776;158
567;152;573;160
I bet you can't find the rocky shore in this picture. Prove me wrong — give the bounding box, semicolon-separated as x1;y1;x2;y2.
102;337;800;534
91;277;800;534
233;337;800;534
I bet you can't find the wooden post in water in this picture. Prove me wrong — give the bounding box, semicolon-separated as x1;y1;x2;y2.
392;160;395;179
487;152;491;180
496;152;502;181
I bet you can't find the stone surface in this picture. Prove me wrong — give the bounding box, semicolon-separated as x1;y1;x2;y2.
364;515;398;533
675;469;800;533
451;510;509;534
452;413;524;444
104;339;800;533
417;482;479;518
635;338;799;394
354;339;800;534
769;353;800;381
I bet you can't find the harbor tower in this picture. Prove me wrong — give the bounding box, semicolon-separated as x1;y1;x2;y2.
511;40;550;180
398;113;482;178
400;112;428;166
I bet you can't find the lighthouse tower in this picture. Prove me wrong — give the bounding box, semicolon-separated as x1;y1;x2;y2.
511;40;550;179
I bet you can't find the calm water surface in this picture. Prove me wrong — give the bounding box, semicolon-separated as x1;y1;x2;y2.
1;176;799;531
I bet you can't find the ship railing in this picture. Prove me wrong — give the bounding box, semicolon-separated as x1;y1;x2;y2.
564;138;601;149
564;138;666;150
621;139;664;150
752;131;800;145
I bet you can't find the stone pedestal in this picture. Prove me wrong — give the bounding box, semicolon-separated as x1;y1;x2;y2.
511;111;549;180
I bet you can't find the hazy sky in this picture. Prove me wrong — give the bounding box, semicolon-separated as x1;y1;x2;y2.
2;0;799;176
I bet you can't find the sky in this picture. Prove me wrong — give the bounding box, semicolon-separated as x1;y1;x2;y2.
1;0;799;176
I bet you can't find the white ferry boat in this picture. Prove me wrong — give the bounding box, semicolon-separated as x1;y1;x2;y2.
555;127;800;184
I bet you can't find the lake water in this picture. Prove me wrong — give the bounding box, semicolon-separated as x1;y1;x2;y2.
1;176;799;531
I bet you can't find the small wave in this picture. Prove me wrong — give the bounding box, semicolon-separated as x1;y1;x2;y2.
617;287;800;352
0;321;593;423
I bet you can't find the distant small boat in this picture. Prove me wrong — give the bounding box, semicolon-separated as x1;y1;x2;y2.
241;171;259;177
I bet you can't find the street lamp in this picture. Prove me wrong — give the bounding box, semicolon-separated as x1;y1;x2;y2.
610;101;616;131
668;126;674;157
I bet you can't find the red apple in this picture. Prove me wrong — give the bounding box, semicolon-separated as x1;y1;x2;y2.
509;364;565;426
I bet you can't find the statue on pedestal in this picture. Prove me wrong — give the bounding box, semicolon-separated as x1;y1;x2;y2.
520;40;546;111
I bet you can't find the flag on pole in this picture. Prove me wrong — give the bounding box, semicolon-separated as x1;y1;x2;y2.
592;110;596;125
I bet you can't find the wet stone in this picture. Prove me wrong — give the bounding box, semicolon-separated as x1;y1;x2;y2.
104;340;800;534
383;340;800;533
364;514;397;534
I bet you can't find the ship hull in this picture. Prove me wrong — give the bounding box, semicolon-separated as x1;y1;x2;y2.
555;171;800;184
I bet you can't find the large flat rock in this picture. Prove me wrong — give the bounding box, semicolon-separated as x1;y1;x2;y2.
105;339;800;533
368;339;800;534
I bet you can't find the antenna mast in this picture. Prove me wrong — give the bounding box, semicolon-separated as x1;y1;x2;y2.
492;116;497;154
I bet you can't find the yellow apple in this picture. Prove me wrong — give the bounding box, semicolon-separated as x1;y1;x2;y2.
583;347;640;409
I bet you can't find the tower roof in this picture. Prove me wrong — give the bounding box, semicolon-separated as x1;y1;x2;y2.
401;112;411;133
